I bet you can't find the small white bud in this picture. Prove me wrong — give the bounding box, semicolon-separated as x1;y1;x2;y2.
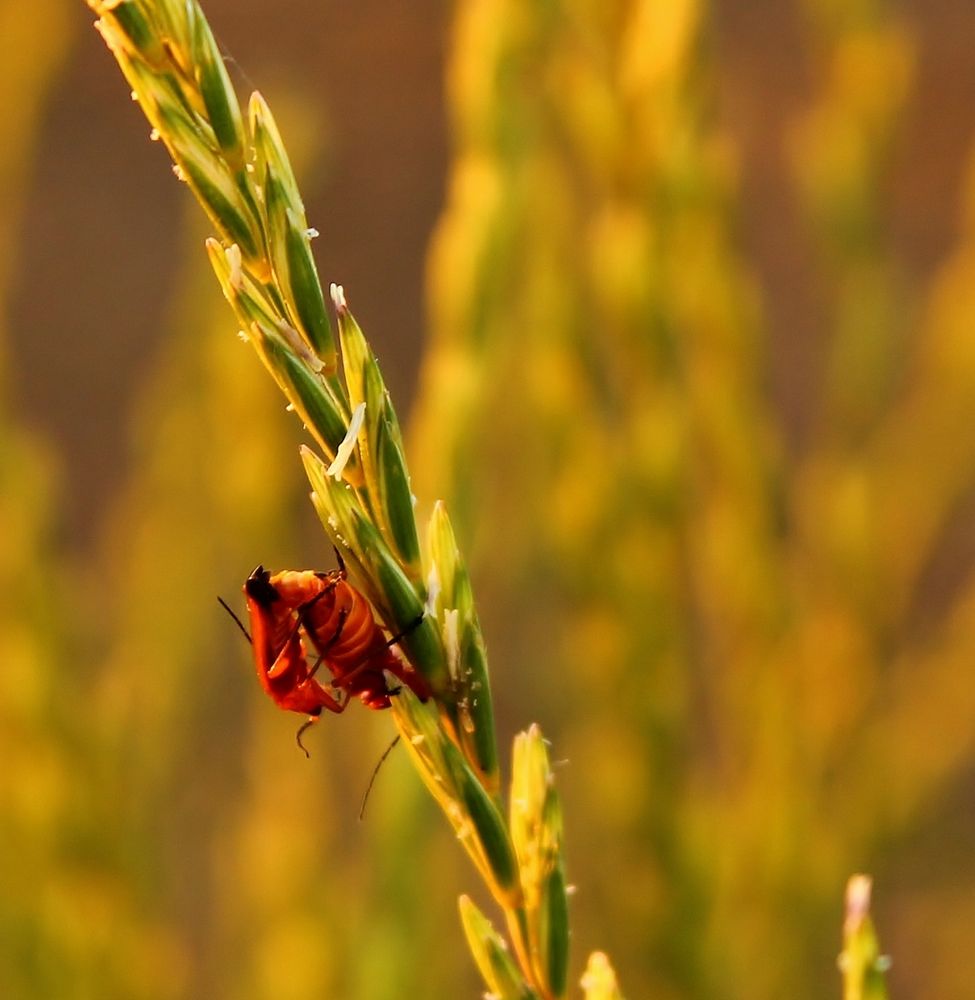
226;244;243;290
425;564;441;616
327;402;365;479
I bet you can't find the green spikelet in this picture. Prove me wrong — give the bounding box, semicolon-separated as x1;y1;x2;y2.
459;895;540;1000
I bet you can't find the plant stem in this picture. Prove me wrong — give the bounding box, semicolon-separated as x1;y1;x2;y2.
86;1;622;995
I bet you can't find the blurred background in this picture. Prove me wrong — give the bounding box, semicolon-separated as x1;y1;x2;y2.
3;0;975;997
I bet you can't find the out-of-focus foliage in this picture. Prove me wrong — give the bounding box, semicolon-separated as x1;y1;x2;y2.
412;0;975;998
0;2;78;995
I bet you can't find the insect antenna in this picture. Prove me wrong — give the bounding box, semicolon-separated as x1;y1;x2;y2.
218;596;252;643
358;734;401;821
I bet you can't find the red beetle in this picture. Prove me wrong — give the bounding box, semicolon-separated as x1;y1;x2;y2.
239;561;429;752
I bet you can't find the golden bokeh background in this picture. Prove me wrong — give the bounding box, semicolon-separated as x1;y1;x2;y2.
3;1;975;997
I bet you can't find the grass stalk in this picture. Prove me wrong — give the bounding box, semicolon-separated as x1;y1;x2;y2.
86;0;621;994
839;875;890;1000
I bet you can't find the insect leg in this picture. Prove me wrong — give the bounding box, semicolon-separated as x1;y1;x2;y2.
382;614;430;700
295;717;317;758
293;688;348;757
304;605;350;682
383;659;431;701
384;614;424;648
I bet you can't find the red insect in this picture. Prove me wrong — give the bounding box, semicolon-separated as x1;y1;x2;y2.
238;560;429;752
